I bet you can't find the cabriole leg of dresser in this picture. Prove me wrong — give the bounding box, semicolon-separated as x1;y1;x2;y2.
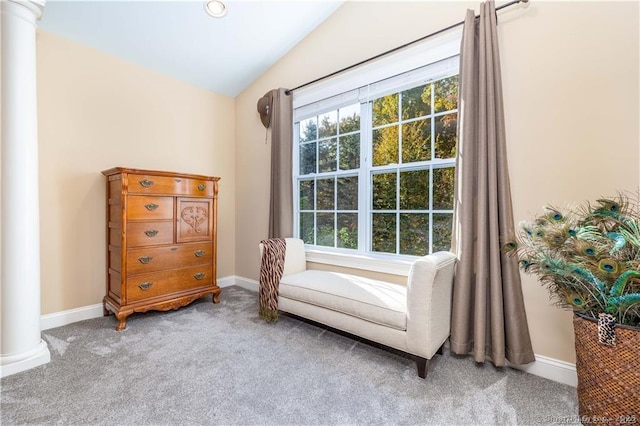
115;312;130;331
212;287;221;304
104;300;131;331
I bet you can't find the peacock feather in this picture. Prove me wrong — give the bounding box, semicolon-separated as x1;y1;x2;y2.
595;198;623;213
605;232;627;253
544;206;566;222
565;292;589;311
508;191;640;327
597;258;620;275
610;270;640;297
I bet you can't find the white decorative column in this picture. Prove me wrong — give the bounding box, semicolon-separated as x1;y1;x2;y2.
1;0;49;377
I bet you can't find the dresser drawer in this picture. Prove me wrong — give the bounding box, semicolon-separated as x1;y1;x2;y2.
127;174;182;195
126;265;213;302
126;242;213;275
181;178;215;197
127;221;173;247
127;174;214;197
127;196;173;220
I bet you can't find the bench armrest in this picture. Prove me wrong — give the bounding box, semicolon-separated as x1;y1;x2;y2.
405;251;457;358
258;238;307;277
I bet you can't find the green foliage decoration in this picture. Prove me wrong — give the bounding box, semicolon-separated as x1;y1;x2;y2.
504;193;640;327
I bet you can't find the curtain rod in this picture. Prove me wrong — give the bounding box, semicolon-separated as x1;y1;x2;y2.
285;0;529;96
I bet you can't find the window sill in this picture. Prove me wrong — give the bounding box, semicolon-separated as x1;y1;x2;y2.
305;249;414;277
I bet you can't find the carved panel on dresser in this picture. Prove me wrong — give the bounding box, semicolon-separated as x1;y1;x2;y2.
177;198;213;243
102;167;221;331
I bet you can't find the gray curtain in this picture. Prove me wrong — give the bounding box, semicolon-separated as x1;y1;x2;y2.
267;88;293;238
450;1;534;366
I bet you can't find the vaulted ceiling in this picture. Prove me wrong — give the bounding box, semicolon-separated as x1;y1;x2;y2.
39;0;344;97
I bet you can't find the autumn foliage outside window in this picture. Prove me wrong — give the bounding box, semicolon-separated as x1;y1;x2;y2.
295;74;458;256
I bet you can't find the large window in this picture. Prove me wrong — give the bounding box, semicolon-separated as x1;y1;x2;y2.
294;61;458;258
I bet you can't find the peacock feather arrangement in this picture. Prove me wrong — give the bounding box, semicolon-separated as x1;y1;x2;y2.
504;192;640;328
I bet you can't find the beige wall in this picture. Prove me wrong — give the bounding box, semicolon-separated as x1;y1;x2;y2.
235;1;639;363
29;0;639;363
36;31;236;315
500;0;639;362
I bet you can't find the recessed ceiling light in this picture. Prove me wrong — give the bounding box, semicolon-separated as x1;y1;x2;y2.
205;0;227;18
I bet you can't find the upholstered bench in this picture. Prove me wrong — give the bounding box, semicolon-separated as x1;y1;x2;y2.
259;238;457;378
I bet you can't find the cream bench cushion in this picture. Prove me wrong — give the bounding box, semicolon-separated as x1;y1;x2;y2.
280;270;407;331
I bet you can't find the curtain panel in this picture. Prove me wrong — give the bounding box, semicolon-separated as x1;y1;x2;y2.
450;1;535;366
267;88;294;239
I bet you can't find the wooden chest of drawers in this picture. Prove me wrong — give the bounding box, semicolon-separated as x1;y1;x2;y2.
102;167;221;331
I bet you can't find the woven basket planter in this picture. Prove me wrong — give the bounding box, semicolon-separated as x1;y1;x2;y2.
573;313;640;421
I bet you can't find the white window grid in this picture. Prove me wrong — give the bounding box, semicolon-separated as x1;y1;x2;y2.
293;63;459;259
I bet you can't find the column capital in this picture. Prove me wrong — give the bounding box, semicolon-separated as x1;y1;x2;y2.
4;0;46;22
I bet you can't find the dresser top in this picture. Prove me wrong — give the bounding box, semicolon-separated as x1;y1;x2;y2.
102;167;220;181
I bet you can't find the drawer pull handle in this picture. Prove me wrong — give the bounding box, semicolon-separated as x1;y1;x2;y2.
138;256;153;264
197;184;206;191
144;229;159;237
138;282;153;290
144;203;159;211
139;179;154;188
194;272;206;280
194;249;205;257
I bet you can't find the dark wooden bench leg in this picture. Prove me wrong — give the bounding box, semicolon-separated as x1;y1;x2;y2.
415;356;430;379
416;344;446;378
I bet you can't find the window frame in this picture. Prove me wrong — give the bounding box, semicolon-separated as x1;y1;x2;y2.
291;31;462;274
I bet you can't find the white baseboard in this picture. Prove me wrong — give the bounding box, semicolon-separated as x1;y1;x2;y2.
228;276;258;292
216;275;236;288
509;354;577;387
41;303;104;331
40;275;577;387
41;275;239;330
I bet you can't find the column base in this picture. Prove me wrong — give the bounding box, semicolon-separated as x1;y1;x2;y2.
0;340;50;378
